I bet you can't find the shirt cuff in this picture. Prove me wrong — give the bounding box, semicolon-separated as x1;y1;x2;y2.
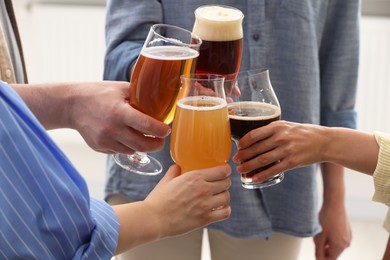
73;198;120;259
320;109;357;129
372;131;390;207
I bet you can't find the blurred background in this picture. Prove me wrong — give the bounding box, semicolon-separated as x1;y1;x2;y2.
12;0;390;259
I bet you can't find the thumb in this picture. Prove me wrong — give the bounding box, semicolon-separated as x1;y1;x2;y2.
157;164;181;186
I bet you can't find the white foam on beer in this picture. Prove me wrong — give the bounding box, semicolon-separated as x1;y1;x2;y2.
193;5;243;41
142;45;199;60
227;102;281;120
178;96;227;111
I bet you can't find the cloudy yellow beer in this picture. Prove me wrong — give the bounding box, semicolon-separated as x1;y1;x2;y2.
170;96;231;173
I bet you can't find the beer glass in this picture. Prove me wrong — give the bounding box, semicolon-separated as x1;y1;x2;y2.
170;74;231;174
227;69;284;189
192;5;243;95
114;24;202;175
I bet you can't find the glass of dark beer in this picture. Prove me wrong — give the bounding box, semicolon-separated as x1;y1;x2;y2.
227;69;284;189
192;5;243;95
113;24;202;176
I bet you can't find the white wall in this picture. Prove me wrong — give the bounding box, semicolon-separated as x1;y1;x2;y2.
13;2;390;219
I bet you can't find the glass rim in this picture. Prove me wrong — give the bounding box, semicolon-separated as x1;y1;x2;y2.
225;68;269;82
150;23;202;48
180;73;225;81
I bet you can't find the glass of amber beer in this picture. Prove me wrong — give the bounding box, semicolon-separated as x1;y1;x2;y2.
170;74;231;174
192;5;243;96
228;69;284;189
114;24;202;175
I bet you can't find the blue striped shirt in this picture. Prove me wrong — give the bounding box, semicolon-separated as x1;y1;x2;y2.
0;81;119;259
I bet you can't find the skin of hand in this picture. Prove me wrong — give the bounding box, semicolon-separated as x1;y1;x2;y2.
232;120;379;183
231;120;382;259
11;82;171;154
314;163;352;260
113;164;232;255
383;236;390;259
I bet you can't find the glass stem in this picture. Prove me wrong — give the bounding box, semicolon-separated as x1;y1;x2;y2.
128;152;150;166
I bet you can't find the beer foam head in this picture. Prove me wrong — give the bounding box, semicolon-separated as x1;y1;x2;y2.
227;102;281;120
178;96;227;111
142;46;199;60
193;5;243;41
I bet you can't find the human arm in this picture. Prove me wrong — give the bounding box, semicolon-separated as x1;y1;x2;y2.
0;81;231;258
315;0;360;256
232;121;379;181
315;0;359;254
315;163;352;259
10;82;170;154
233;121;378;258
113;164;231;255
104;0;163;81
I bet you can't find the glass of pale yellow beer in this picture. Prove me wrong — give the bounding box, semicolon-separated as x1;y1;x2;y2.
170;74;232;174
114;24;202;176
192;5;243;96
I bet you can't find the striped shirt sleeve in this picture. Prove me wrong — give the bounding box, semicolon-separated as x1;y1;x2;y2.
372;131;390;207
0;81;119;259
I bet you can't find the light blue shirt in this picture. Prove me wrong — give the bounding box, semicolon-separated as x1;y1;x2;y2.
0;81;119;259
104;0;359;239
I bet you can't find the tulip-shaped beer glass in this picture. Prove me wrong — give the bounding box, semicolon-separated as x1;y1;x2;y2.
170;74;231;174
114;24;202;175
228;69;284;188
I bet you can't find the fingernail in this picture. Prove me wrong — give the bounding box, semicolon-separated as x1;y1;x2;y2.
164;128;171;137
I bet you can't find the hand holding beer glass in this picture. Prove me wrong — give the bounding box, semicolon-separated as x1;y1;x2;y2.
170;74;231;174
113;24;202;175
228;69;284;189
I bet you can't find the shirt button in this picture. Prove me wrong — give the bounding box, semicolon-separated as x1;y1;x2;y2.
252;33;260;41
5;69;12;78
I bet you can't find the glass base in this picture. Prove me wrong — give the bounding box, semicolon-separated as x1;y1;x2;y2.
241;172;284;189
113;153;163;176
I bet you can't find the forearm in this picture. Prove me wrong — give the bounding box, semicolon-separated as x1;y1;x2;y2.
321;163;346;207
324;127;379;175
10;82;75;129
113;202;162;255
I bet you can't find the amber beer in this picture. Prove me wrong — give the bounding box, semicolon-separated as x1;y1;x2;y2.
193;5;243;80
171;96;232;173
129;45;199;124
228;102;281;180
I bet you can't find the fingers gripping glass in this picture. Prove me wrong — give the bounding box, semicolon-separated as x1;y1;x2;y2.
113;24;202;175
227;69;284;189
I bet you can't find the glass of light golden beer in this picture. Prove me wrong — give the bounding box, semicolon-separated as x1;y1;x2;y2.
114;24;202;175
227;69;284;189
192;5;243;96
170;74;231;174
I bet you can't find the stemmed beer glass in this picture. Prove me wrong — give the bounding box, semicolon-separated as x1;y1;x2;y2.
227;69;284;189
170;74;231;174
113;24;202;175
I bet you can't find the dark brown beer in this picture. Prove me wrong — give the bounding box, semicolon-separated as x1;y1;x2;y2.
196;39;243;79
228;101;281;179
129;45;199;124
193;5;243;80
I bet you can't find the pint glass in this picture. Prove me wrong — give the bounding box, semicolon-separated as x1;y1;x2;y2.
192;5;243;82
